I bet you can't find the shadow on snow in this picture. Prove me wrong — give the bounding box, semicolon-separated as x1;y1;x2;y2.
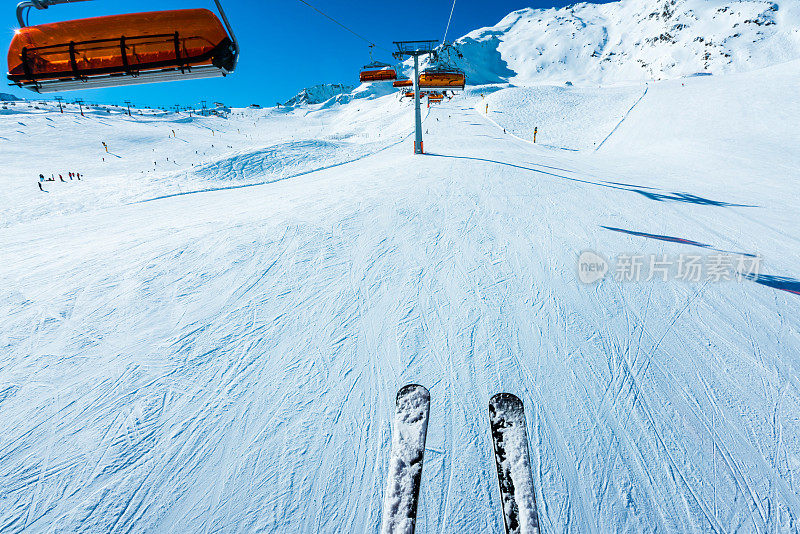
600;226;799;297
425;153;755;208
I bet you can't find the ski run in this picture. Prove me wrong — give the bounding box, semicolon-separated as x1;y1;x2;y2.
2;0;800;531
3;61;800;532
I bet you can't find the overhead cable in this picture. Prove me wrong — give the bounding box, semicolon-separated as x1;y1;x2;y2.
442;0;457;44
295;0;391;53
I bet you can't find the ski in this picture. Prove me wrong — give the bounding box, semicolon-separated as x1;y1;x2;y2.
380;384;431;534
489;393;541;534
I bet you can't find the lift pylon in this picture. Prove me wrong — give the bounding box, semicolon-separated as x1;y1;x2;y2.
392;40;436;154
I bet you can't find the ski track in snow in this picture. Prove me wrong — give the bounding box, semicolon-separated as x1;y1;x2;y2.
1;61;800;533
594;86;649;152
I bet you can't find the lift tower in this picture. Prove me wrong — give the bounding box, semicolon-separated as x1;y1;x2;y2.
393;40;437;154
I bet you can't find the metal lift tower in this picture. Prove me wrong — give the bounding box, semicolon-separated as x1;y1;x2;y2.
393;40;437;154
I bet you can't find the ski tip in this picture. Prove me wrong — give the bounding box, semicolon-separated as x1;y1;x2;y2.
397;383;430;401
490;392;523;406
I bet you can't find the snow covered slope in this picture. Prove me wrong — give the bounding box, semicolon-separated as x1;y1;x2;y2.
2;57;799;531
446;0;800;84
0;96;414;226
2;4;800;532
481;84;646;150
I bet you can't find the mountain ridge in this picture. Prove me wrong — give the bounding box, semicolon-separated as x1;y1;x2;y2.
448;0;800;85
286;0;799;106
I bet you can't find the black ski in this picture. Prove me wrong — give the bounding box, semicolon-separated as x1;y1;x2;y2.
380;384;431;534
489;393;541;534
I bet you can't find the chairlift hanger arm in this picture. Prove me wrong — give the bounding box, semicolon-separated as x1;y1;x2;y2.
212;0;238;67
17;0;90;27
392;40;438;60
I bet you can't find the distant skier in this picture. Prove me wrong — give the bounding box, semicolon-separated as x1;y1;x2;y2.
59;174;65;182
77;173;81;180
39;173;44;181
38;181;46;192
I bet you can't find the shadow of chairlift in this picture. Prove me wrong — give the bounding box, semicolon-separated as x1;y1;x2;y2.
600;225;800;297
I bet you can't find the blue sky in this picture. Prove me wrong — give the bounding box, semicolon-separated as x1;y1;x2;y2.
3;0;593;107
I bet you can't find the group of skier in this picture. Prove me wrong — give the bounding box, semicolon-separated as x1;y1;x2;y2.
37;171;83;192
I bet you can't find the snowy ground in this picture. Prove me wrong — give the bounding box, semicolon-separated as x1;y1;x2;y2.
2;60;800;532
0;96;413;226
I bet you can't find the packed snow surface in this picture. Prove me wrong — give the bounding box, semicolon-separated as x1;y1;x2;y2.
2;44;800;534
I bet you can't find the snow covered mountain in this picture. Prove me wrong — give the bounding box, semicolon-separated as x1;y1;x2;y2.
439;0;800;84
283;83;355;106
0;93;22;101
287;0;800;105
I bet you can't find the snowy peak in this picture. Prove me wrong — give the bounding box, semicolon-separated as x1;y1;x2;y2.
451;0;800;84
283;83;355;107
285;0;799;103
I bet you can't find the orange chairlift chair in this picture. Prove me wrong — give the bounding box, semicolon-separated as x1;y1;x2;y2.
360;64;396;83
359;44;396;83
418;65;465;91
7;0;239;93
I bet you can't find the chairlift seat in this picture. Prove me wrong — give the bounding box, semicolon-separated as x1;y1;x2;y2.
418;66;465;90
359;62;397;83
7;9;237;92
